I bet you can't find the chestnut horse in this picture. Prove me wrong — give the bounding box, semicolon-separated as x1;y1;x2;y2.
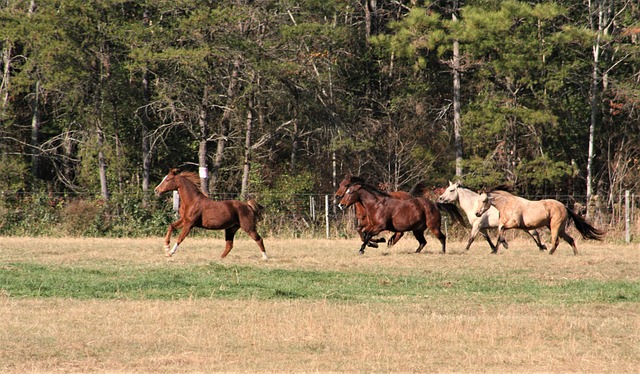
154;168;267;259
474;186;605;255
335;174;409;248
338;181;466;254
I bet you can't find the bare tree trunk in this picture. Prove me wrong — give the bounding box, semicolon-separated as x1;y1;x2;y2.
452;1;463;177
141;68;151;196
290;118;299;174
240;104;253;199
0;41;11;115
586;0;611;216
211;60;240;193
198;92;209;197
28;0;40;180
31;80;41;179
97;125;109;200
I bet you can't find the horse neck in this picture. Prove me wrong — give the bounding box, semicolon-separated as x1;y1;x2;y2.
175;177;205;204
488;191;511;211
357;188;385;210
456;188;481;219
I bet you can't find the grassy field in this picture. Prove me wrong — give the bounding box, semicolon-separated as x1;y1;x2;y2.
1;235;640;372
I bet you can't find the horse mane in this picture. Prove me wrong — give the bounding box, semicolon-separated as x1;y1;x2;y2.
351;178;390;197
409;181;429;198
177;171;201;189
348;175;368;185
486;184;515;194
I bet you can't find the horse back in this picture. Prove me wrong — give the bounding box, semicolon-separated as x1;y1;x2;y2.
386;198;435;231
199;199;255;230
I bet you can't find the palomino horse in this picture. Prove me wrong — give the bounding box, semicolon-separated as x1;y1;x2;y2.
338;181;466;254
154;168;267;259
474;186;605;255
335;174;409;247
437;181;546;253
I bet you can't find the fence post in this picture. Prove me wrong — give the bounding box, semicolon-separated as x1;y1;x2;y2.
172;191;180;213
625;190;630;243
325;194;330;239
310;196;315;221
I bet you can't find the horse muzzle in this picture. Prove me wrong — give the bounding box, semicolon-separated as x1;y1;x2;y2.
338;203;346;211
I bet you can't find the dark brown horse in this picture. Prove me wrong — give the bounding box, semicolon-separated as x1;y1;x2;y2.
154;168;267;259
338;180;466;254
335;174;410;248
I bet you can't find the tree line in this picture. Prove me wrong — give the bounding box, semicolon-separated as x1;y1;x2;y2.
1;0;639;219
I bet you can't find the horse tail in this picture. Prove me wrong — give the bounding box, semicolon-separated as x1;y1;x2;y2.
565;207;605;241
437;202;468;227
247;199;264;221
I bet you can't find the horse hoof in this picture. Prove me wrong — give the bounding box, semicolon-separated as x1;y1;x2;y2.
540;245;548;251
358;250;365;255
367;242;379;248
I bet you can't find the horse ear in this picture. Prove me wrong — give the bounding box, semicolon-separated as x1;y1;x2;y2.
169;168;179;175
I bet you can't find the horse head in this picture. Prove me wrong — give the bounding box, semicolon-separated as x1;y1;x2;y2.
335;174;368;201
334;172;352;200
437;180;461;204
474;189;492;217
154;168;180;196
338;184;362;210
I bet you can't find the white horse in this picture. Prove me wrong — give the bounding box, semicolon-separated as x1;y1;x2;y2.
437;181;547;253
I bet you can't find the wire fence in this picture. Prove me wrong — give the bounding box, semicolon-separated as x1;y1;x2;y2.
0;190;638;242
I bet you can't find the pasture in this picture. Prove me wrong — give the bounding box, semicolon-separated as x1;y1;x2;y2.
1;235;640;372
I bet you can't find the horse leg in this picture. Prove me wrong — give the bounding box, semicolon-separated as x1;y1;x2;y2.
465;222;482;251
527;229;547;251
246;229;268;260
219;226;240;259
413;230;427;253
493;227;508;254
559;231;578;255
163;218;183;253
548;229;560;255
478;228;497;253
387;232;404;247
428;226;447;254
166;220;194;257
359;232;374;255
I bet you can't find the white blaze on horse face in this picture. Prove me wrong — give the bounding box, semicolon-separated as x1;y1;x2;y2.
338;188;351;210
154;175;168;195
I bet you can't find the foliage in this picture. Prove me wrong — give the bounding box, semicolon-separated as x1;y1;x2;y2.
0;0;639;225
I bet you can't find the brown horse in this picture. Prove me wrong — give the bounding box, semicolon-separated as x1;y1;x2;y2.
474;186;605;255
335;174;411;248
338;181;466;254
154;168;267;259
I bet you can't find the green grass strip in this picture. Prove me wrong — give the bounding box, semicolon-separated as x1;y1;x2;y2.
1;262;639;304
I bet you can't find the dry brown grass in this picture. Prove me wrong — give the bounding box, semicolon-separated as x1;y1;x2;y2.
1;236;640;372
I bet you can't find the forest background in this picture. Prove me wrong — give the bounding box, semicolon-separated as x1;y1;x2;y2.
1;0;639;238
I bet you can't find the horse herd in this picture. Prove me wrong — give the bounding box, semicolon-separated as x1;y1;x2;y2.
154;168;606;260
